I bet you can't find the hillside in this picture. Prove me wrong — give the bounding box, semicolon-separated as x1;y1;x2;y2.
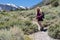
0;4;60;39
32;0;60;9
0;0;60;40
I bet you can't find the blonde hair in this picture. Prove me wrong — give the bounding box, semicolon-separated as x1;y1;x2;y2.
36;7;42;12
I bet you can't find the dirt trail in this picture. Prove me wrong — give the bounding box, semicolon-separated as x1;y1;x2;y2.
29;31;58;40
29;21;58;40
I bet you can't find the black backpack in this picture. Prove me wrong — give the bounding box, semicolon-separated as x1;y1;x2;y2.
42;12;45;18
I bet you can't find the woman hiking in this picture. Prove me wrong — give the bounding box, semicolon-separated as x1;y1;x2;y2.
36;7;45;31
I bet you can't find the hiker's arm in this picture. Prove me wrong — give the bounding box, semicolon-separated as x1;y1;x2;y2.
36;15;42;19
36;13;43;19
37;13;43;17
37;15;42;17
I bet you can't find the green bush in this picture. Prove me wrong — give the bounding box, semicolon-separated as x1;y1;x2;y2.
0;15;38;35
48;23;60;39
23;24;38;35
0;27;24;40
20;20;38;35
45;14;56;20
24;35;32;40
51;0;59;7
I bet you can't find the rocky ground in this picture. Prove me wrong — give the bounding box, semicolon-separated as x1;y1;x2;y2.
29;31;58;40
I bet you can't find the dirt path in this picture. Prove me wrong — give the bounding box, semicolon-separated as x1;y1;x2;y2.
29;21;58;40
29;31;58;40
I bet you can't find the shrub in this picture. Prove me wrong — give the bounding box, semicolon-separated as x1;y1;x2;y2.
0;27;24;40
48;22;60;39
22;23;38;35
45;14;56;20
24;35;32;40
51;0;59;7
22;21;38;34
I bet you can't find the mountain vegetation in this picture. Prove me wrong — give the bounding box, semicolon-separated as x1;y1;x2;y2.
32;0;59;9
0;0;60;40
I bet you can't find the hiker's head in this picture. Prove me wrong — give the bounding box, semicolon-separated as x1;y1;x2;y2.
37;7;40;12
36;7;42;13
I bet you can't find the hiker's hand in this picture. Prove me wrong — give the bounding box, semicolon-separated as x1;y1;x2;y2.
36;16;40;19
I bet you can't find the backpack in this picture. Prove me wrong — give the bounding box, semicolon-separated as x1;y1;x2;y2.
42;12;45;18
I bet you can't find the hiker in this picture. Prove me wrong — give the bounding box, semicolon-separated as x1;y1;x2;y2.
36;7;44;31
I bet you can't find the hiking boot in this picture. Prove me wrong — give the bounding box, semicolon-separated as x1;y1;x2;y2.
40;27;47;32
